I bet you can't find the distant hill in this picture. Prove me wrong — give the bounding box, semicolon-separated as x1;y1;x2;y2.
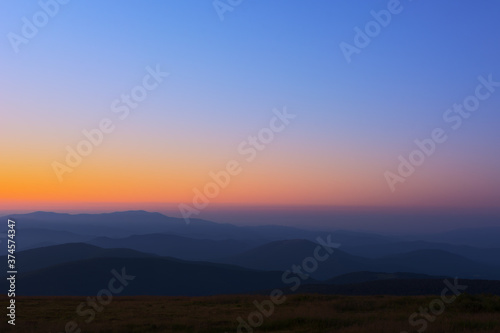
3;242;500;296
223;239;372;280
326;229;395;247
377;250;500;280
2;211;337;245
87;233;255;260
0;243;155;274
407;226;500;248
8;257;288;296
0;228;94;253
343;241;500;266
224;240;500;280
1;211;398;250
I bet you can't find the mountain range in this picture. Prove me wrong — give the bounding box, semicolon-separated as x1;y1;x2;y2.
2;211;500;296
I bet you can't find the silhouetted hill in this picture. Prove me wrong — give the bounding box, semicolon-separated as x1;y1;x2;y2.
409;226;500;248
5;211;190;237
2;211;337;245
377;250;500;279
87;234;255;260
343;241;500;266
224;241;500;280
223;239;371;280
327;229;395;247
9;257;288;296
0;228;94;253
0;243;155;274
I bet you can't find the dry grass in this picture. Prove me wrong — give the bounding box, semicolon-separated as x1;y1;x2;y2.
1;293;499;332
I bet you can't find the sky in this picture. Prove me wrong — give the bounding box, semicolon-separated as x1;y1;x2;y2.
1;0;499;225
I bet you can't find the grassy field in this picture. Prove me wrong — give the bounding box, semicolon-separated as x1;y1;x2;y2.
1;294;500;332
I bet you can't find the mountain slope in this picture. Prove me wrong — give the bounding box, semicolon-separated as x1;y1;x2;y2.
376;249;500;279
343;241;500;266
87;234;255;260
0;228;94;253
10;257;288;296
1;211;397;247
224;240;500;280
0;243;155;274
407;226;500;248
223;239;372;280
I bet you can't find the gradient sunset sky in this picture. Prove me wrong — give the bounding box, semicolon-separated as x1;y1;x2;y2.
1;1;499;220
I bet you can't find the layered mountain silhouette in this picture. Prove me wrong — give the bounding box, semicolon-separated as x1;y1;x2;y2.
7;256;288;296
344;241;500;266
0;243;155;273
222;240;500;280
87;234;254;261
5;211;334;242
2;211;500;296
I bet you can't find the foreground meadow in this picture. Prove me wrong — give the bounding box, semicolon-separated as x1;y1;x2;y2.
1;294;499;332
